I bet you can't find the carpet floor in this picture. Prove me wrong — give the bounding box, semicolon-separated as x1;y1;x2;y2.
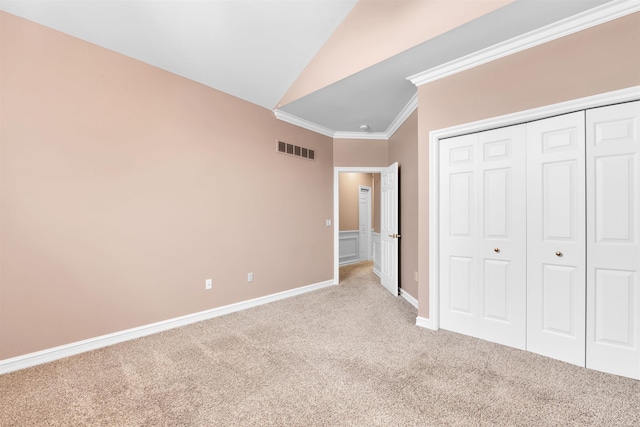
1;261;639;426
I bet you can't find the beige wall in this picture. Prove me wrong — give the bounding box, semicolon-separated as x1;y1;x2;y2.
333;138;388;167
417;13;640;318
338;173;380;233
277;0;512;107
0;12;334;360
388;111;418;300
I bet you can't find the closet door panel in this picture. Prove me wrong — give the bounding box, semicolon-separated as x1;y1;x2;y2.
542;264;578;335
478;126;527;349
543;161;576;240
440;133;479;337
527;111;586;366
587;101;640;379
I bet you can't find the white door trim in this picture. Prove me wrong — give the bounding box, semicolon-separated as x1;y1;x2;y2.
425;85;640;331
334;167;386;284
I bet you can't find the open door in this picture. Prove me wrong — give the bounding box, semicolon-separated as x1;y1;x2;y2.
380;162;399;296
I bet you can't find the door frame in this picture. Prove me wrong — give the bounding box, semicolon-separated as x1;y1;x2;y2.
358;185;372;261
334;167;386;284
423;85;640;330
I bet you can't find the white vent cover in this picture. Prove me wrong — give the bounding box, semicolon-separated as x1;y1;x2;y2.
277;140;315;160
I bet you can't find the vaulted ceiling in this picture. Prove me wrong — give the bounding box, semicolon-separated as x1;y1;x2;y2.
0;0;617;137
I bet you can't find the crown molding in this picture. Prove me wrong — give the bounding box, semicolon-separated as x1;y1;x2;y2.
385;92;417;138
408;0;640;87
273;109;335;138
333;131;389;140
332;92;417;140
275;93;418;141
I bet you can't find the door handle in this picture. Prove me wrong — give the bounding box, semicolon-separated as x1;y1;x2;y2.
494;248;500;253
388;233;401;239
555;251;563;257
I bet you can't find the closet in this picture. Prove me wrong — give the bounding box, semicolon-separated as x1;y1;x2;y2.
439;100;640;379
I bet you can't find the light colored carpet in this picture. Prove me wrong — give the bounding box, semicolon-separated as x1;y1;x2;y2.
1;261;639;426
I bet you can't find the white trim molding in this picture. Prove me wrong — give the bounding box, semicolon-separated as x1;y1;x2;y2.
274;93;417;140
427;86;640;335
416;316;436;330
273;109;335;137
339;230;360;266
333;93;418;140
333;131;389;140
408;0;640;87
385;92;418;138
0;279;334;375
401;289;419;309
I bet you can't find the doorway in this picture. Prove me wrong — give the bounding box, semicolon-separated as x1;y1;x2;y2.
336;172;378;269
334;165;399;297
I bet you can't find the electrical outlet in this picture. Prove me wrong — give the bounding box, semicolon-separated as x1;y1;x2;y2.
248;272;254;283
205;279;212;290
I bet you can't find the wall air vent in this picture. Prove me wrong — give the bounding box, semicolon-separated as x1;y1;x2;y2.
277;140;315;161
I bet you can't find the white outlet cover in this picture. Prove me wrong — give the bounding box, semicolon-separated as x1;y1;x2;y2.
205;279;212;290
248;273;254;282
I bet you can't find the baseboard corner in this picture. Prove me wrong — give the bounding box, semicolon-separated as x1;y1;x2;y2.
400;289;418;309
416;316;436;330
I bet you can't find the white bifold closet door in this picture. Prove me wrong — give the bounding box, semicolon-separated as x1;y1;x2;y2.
586;100;640;379
526;111;586;366
440;133;478;338
439;99;639;378
440;126;527;349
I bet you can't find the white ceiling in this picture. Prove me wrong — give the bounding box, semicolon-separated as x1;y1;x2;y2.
0;0;358;109
0;0;621;136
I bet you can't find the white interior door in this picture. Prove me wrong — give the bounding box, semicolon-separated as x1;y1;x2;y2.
439;127;526;347
380;162;399;296
477;126;527;349
586;100;640;379
358;186;371;261
439;134;479;337
526;111;586;366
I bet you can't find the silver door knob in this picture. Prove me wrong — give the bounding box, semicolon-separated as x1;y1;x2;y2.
556;251;563;257
494;248;500;253
388;233;401;239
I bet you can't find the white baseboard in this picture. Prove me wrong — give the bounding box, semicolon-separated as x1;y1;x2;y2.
400;289;418;309
339;260;362;267
372;268;381;278
416;316;437;330
0;279;334;375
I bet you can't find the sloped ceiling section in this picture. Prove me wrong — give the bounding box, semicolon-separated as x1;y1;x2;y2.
0;0;624;138
276;0;514;108
0;0;358;109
